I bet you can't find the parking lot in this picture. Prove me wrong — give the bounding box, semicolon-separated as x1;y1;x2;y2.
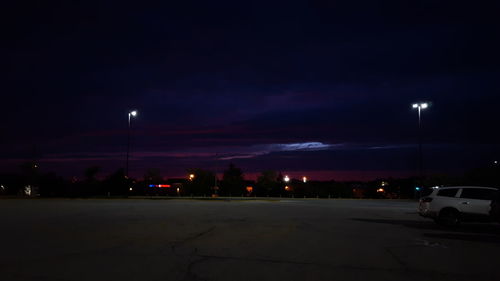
1;198;499;281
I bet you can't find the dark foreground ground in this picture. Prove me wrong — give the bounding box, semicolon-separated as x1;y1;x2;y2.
1;198;499;281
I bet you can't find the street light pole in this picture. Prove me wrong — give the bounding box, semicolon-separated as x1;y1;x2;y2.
126;110;137;178
214;153;218;196
412;103;428;189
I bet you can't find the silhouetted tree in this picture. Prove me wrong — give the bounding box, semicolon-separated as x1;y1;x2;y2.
0;173;23;195
257;170;280;196
84;166;101;182
139;168;163;196
103;168;129;196
463;165;500;187
39;172;67;197
186;168;215;196
292;179;308;197
82;166;102;196
144;168;162;182
19;161;39;186
222;163;245;196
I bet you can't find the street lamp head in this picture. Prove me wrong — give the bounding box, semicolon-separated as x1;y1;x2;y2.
412;103;430;109
130;110;138;117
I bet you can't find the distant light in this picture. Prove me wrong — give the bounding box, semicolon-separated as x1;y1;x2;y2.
176;187;180;193
302;176;307;183
415;187;420;191
421;103;428;109
189;174;195;180
130;110;137;117
377;188;384;193
148;184;171;188
129;187;133;191
284;175;290;182
494;160;498;165
285;186;290;191
412;103;419;108
24;185;32;196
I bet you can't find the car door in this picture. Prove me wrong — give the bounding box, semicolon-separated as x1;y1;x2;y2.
457;188;498;216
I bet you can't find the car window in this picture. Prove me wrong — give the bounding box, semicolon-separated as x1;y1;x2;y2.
420;188;433;197
460;188;498;200
437;188;458;197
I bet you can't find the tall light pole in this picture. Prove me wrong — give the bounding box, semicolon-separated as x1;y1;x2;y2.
412;102;428;188
213;153;218;196
126;110;138;178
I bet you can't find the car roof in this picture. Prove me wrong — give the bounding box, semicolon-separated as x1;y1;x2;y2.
437;186;497;190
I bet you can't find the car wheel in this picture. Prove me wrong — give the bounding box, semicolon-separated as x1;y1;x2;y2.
437;208;460;227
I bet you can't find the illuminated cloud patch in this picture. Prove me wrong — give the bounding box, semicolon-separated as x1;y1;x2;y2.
218;142;337;160
272;142;336;151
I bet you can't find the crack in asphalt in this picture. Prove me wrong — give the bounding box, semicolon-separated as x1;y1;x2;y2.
384;247;408;269
183;248;209;281
171;226;216;257
182;251;323;281
197;254;322;266
165;226;216;281
184;252;496;281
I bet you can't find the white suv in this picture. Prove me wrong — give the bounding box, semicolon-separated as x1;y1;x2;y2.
418;186;498;226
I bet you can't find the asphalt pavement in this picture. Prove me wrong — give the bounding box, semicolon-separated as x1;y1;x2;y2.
1;198;499;281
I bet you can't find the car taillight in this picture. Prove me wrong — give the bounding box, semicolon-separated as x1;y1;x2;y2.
421;197;433;203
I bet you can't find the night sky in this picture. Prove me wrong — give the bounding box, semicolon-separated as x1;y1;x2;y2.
2;1;499;181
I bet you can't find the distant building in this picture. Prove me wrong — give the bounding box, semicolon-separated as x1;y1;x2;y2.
145;178;188;196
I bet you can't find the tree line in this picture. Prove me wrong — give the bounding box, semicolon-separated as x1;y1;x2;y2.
0;161;498;198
